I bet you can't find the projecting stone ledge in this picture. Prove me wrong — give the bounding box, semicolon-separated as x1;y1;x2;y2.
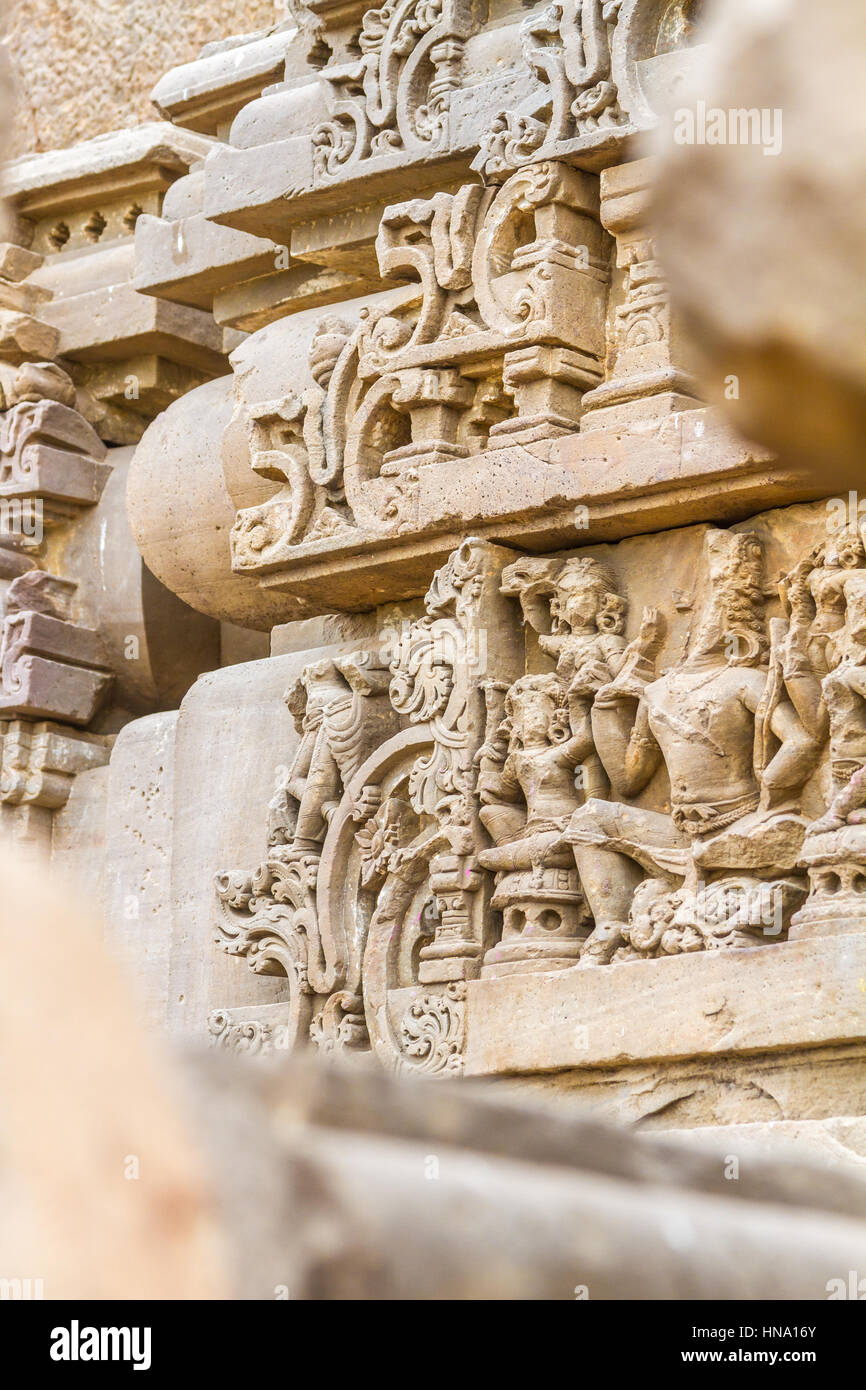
5;124;229;442
463;936;866;1075
129;380;814;626
442;935;866;1131
252;408;810;615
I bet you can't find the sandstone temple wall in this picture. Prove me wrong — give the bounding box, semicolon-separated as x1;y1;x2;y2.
3;0;285;157
4;0;866;1175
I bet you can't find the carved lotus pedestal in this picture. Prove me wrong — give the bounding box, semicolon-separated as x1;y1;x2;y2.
481;865;589;978
791;825;866;940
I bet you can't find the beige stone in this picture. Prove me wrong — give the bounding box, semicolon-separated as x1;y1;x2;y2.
4;0;280;156
103;712;178;1032
126;373;301;628
652;0;866;490
8;0;866;1303
0;842;226;1298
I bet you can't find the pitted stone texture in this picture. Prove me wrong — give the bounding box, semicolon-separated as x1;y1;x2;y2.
4;0;280;157
103;712;178;1034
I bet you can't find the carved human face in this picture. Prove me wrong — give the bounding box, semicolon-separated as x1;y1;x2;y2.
513;689;556;744
555;571;600;631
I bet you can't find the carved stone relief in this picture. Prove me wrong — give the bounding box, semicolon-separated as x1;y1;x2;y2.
229;159;609;568
214;502;866;1076
8;0;864;1144
312;0;480;179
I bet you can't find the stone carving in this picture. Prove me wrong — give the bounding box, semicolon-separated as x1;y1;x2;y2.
397;981;467;1075
382;539;523;981
214;645;400;1049
775;526;866;940
312;0;477;178
216;537;521;1070
0;0;832;1143
230;162;607;567
476;0;627;181
474;554;625;973
231;317;353;569
266;650;396;853
0;569;113;725
0;377;110;524
0;717;108;810
215;516;866;1070
0;292;114;730
0;252;109;529
208;1005;291;1057
12;0;866;1194
569;528;817;964
578;158;701;429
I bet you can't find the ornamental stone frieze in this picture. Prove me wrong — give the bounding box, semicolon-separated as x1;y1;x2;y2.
129;143;814;626
130;0;710;332
123;8;819;628
209;504;866;1098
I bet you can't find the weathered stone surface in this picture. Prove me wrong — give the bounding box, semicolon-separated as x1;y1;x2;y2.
167;651;335;1036
50;763;110;912
103;712;178;1032
652;0;866;489
4;0;280;156
8;0;866;1302
5;125;232;442
463;936;866;1077
186;1052;866;1300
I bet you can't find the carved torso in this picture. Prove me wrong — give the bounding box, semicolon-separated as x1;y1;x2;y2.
644;663;766;823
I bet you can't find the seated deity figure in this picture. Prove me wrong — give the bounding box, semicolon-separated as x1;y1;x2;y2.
475;555;630;973
500;552;628;801
477;673;591;973
478;673;585;867
568;528;819;964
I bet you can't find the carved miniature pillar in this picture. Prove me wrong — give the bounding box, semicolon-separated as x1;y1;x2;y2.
790;828;866;941
474;162;608;444
389;539;524;984
500;345;600;438
0;246;113;730
579;156;701;431
484;866;587;977
384;367;475;471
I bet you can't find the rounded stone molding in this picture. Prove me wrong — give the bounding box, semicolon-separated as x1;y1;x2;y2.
126;373;296;630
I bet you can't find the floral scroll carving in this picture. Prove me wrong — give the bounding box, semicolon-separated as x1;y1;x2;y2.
397;982;467;1075
312;0;478;179
230;162;608;570
475;0;627;181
